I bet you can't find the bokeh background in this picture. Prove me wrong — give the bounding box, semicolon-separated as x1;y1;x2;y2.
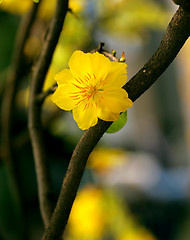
0;0;190;239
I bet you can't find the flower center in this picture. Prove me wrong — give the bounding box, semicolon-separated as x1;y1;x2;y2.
70;73;105;107
87;85;97;99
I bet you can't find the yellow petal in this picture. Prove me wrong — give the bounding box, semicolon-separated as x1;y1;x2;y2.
54;69;74;85
103;62;127;88
51;84;79;110
68;50;93;79
100;88;133;113
97;106;120;122
73;101;98;130
87;52;111;82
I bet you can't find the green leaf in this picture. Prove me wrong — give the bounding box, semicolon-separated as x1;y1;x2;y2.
106;111;127;133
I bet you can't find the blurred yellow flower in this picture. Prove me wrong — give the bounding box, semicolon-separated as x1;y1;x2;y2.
51;50;133;130
88;147;127;173
0;0;31;14
118;230;157;240
65;186;157;240
69;0;85;12
67;186;105;240
0;0;85;16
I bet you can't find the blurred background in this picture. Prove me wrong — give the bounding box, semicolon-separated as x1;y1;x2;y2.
0;0;190;239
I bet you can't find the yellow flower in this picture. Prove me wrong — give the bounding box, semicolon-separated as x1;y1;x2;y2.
0;0;84;16
51;50;133;130
67;186;105;239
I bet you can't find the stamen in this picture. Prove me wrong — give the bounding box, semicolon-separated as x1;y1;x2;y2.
75;98;86;106
75;78;82;85
87;73;91;78
72;83;82;89
84;75;89;81
72;96;81;100
83;102;90;111
78;77;85;84
70;73;101;107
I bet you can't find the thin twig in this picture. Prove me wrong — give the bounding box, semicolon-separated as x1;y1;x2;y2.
42;5;190;240
35;84;57;104
90;42;104;53
28;0;69;228
101;50;120;62
1;2;40;239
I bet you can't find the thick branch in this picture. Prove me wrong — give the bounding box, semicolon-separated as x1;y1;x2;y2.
42;6;190;240
28;0;69;228
123;6;190;102
42;120;110;240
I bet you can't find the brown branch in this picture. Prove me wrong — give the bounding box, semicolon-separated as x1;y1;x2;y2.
123;6;190;102
41;120;111;240
28;0;69;228
91;42;120;61
35;84;57;104
42;5;190;240
102;50;120;62
1;3;40;239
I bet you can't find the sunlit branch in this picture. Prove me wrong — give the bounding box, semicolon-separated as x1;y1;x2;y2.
1;3;40;239
28;0;69;228
42;5;190;240
123;6;190;102
101;50;120;62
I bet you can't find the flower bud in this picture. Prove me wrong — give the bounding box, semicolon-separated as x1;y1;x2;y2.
119;51;126;62
112;50;116;56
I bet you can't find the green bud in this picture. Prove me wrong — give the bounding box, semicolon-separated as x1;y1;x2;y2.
112;50;117;56
119;51;126;62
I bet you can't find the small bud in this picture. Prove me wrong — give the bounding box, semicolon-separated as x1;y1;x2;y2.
33;0;40;3
112;50;117;56
119;51;126;62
